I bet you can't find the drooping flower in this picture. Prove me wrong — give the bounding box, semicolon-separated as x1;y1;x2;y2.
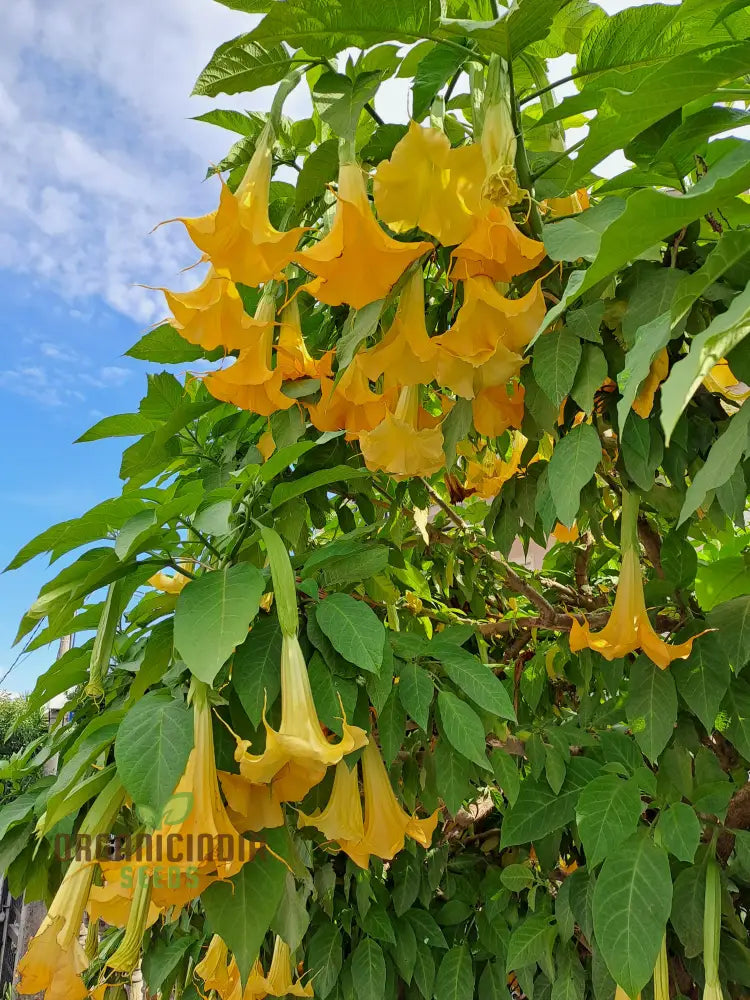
233;633;367;803
450;207;545;284
295;160;432;309
276;299;334;381
471;382;525;438
263;936;314;998
161;269;259;353
194;935;243;1000
344;738;439;869
480;96;521;207
543;188;590;218
702;359;750;404
307;357;394;437
357;269;438;389
166;124;305;287
631;348;669;418
105;874;154;973
219;770;285;831
464;433;527;499
16;859;94;1000
570;492;705;669
203;287;294;416
373;121;486;246
297;758;365;845
359;385;445;480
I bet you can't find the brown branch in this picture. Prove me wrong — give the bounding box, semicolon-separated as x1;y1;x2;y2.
638;516;664;579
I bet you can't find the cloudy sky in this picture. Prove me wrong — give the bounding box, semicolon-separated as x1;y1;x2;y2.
0;0;647;691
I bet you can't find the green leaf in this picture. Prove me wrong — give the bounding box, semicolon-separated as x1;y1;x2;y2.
270;466;369;508
174;564;266;685
433;739;474;813
552;943;586;1000
297;139;340;208
315;593;385;673
501;756;601;847
490;748;520;805
708;595;750;673
313;70;383;140
437;691;489;768
143;935;196;994
723;678;750;759
203;850;287;984
391;851;422;917
232;614;283;727
506;913;556;979
500;864;534;892
532;329;582;409
678;401;750;522
670;863;705;958
307;923;343;1000
76;412;158;443
378;691;406;767
626;655;677;763
393;915;418;983
696;556;750;612
398;659;434;731
571;344;608;414
125;324;209;364
435;945;474;1000
547;423;602;527
575;775;643;867
193;37;292;96
621;413;664;492
543;143;750;321
657;801;700;862
114;692;193;824
351;938;385;1000
592;835;672;998
413;940;436;1000
672;632;731;731
431;642;515;721
412;45;468;121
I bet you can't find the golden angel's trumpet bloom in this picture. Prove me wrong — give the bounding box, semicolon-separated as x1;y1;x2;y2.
195;936;243;1000
106;875;153;974
166;125;305;287
276;299;334;381
464;432;527;499
357;269;439;388
297;758;365;844
148;565;191;595
344;738;439;869
234;633;367;802
16;859;93;1000
162;269;258;353
703;358;750;404
307;357;394;437
264;936;314;998
552;521;580;544
219;770;285;831
86;879;161;930
543;188;590;218
359;385;445;480
295;160;432;309
471;382;524;438
570;493;706;670
481;97;521;207
203;289;294;416
631;348;669;418
450;207;545;284
373;121;485;246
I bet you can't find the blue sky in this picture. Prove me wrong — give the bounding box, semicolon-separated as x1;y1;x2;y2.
0;0;646;692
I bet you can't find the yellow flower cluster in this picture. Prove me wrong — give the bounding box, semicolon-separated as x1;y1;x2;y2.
158;114;549;483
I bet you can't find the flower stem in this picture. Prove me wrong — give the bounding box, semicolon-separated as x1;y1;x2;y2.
620;489;640;554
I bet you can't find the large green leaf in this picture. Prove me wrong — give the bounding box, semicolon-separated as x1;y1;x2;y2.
174;564;266;684
501;756;600;847
203;850;287;984
506;913;556;979
626;655;677;763
592;835;672;998
114;691;193;825
708;595;750;673
313;70;383;140
662;287;750;443
672;632;731;731
547;423;602;527
434;945;474;1000
575;775;643;867
532;329;582;409
193;37;293;96
307;923;343;999
398;659;434;731
437;691;490;768
232;614;283;726
315;593;385;673
657;801;700;863
351;938;385;1000
412;44;468;121
431;641;515;721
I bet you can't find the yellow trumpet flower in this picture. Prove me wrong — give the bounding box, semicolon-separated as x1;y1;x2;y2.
373;121;485;246
480;97;521;207
203;288;294;416
106;875;153;973
471;382;525;438
233;633;367;802
147;565;191;595
359;385;445;480
166;125;305;287
264;936;314;998
194;935;244;1000
357;268;439;389
450;207;545;284
702;358;749;404
297;758;365;845
552;522;580;544
543;188;590;218
219;770;285;831
161;268;259;353
276;298;334;381
307;357;394;437
570;493;705;670
631;348;669;418
464;433;527;499
295;160;432;309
